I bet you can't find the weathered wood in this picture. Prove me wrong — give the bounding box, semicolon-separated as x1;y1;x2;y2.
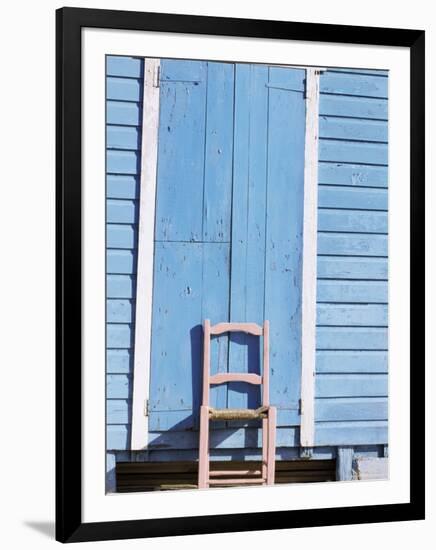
317;256;387;280
107;56;143;78
354;457;388;480
317;304;388;327
316;350;387;373
160;59;206;82
107;125;141;151
318;163;387;187
210;469;262;476
107;274;134;298
107;175;139;200
315;421;387;446
107;224;136;249
264;67;305;418
107;349;133;373
319;117;387;143
319;94;388;120
209;478;265;485
106;452;117;493
320;72;388;98
202;62;234;242
149;243;230;421
107;101;142;126
316;374;388;397
300;68;321;449
268;66;305;92
154;61;207;242
107;324;132;349
315;397;388;421
318;209;387;234
318;185;387;210
328;68;388;77
107;399;130;424
115;458;336;492
106;77;142;102
228;64;268;411
318;233;387;257
107;199;138;224
316;327;388;350
116;459;336;473
336;446;354;481
107;149;140;175
107;250;136;275
107;374;131;399
317;280;387;303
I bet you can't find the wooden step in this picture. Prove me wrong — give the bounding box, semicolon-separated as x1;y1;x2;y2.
208;478;265;485
209;469;262;476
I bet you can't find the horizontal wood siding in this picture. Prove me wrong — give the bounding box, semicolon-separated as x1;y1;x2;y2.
315;68;388;446
106;56;144;450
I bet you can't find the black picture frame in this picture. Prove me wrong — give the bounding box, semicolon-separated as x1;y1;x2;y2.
56;6;425;543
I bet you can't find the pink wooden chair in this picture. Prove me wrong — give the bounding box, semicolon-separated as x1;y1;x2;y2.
198;320;277;489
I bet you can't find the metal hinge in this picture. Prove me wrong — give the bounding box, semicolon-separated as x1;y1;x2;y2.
144;399;150;417
153;65;160;88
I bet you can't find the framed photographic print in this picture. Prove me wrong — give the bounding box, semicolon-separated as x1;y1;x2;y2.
56;7;425;543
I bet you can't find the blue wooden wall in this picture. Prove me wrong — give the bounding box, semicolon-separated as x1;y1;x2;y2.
314;68;388;446
106;56;144;449
105;58;389;460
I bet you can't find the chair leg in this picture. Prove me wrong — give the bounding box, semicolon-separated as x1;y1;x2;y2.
198;405;210;488
261;417;268;482
266;406;277;485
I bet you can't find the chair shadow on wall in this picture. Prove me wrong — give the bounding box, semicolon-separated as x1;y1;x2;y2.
147;324;264;457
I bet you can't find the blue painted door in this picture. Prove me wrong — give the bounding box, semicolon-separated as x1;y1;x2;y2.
148;60;306;440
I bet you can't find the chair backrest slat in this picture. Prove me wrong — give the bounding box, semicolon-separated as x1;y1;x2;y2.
209;373;262;385
209;322;263;336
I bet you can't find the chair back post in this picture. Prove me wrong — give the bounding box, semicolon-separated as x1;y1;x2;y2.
262;320;270;406
202;319;211;407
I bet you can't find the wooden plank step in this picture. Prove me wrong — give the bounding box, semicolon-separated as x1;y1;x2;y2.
208;478;265;485
209;469;262;476
116;459;335;473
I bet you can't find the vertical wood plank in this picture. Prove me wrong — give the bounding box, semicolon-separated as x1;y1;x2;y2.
264;67;306;417
300;68;321;448
228;64;268;411
336;446;354;481
106;451;117;493
202;244;231;417
130;59;160;450
202;62;234;242
149;243;203;420
154;61;207;242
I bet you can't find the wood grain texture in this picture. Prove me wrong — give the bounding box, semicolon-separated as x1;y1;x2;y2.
300;68;320;448
314;68;389;450
131;59;161;450
104;60;391;454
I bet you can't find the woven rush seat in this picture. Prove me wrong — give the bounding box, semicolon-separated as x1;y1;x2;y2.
209;406;268;421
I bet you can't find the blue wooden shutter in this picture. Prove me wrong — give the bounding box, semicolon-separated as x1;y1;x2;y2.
228;65;306;427
148;60;306;443
148;61;234;432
